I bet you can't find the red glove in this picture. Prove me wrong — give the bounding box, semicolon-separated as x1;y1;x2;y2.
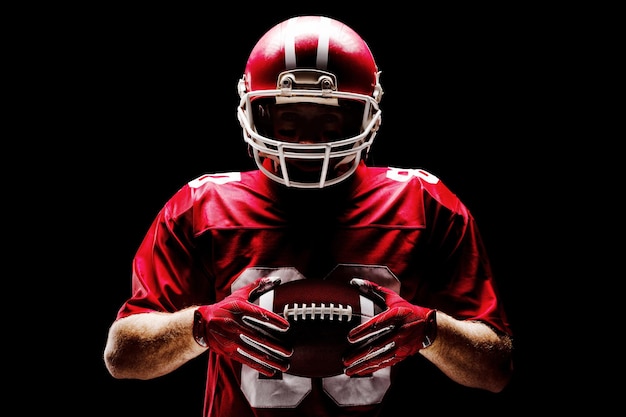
343;278;437;377
193;277;292;376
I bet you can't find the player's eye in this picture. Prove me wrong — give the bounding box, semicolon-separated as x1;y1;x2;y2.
277;128;297;138
320;114;340;124
322;130;342;141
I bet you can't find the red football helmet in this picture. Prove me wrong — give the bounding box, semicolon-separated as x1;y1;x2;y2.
237;15;383;188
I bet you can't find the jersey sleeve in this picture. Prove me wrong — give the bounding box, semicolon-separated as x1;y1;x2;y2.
437;210;510;334
115;183;214;319
392;169;511;334
412;169;511;336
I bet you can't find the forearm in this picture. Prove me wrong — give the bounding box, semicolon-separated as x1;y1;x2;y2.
420;311;513;393
104;307;207;380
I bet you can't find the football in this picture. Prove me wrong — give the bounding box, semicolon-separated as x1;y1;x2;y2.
251;278;386;378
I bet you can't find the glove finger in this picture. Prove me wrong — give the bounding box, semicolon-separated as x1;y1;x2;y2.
237;335;291;372
234;348;288;376
248;276;282;301
207;324;291;373
345;357;399;377
218;298;289;332
242;310;290;333
347;309;400;343
343;337;395;366
240;331;293;358
343;342;398;377
350;278;386;306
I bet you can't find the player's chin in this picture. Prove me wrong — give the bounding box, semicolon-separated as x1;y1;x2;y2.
284;160;346;185
286;160;323;175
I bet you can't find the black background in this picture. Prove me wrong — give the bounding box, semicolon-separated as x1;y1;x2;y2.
37;5;577;415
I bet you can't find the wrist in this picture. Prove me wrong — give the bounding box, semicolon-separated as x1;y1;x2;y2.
422;309;437;348
192;307;209;348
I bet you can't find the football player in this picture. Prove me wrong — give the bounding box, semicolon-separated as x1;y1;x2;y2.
104;15;514;417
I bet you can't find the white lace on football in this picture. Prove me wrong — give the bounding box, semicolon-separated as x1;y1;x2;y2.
283;303;353;321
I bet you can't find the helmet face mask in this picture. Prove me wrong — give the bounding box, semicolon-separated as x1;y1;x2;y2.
237;16;383;189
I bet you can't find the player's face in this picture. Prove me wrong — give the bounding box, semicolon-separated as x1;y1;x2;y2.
270;103;362;177
271;103;349;144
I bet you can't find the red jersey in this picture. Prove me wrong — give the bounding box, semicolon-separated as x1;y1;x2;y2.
116;162;511;417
